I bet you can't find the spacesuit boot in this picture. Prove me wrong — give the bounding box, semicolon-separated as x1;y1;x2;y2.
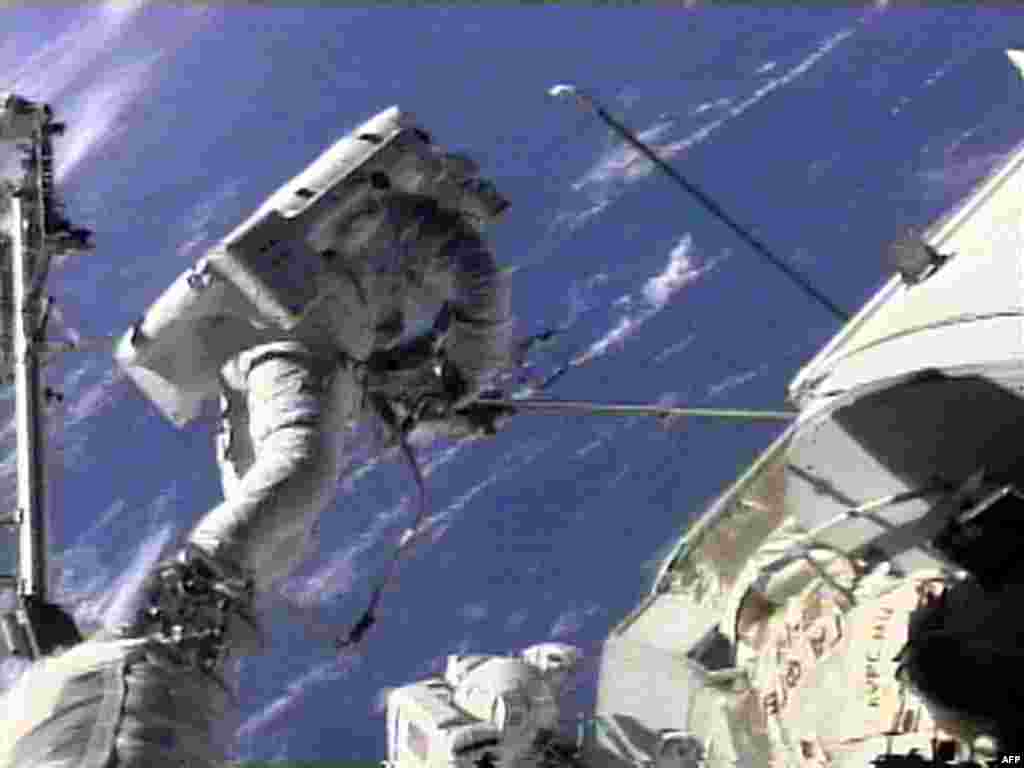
127;541;263;667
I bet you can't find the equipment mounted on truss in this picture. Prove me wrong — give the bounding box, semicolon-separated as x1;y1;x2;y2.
0;93;92;661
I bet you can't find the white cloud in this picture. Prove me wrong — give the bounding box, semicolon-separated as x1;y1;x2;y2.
551;199;610;233
692;98;732;117
549;602;601;639
176;177;244;260
50;482;183;634
608;464;631;487
563;272;611;327
3;3;152;183
505;609;528;631
653;333;697;365
7;1;148;103
564;27;856;228
100;521;174;630
572;119;676;195
65;365;125;427
917;151;1006;200
235;654;361;747
4;3;213;184
642;235;713;308
286;418;553;613
577;313;645;364
55;52;164;182
573;235;717;367
677;27;854;145
420;472;501;546
707;369;760;399
459;601;489;622
283;495;410;607
285;543;360;607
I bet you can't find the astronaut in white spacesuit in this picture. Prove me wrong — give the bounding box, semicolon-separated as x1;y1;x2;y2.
114;108;514;646
0;109;513;768
170;209;509;592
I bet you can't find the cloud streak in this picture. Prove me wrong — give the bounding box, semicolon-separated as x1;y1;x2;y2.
917;151;1007;200
5;1;148;103
235;654;361;748
53;484;182;633
573;235;716;367
54;52;163;182
65;365;126;428
564;26;856;227
549;602;602;639
176;177;244;260
282;495;412;608
4;3;213;183
100;521;175;630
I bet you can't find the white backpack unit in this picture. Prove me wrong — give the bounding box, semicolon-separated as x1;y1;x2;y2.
115;106;508;426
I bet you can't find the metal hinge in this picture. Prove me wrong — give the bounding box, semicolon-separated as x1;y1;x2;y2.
0;508;20;526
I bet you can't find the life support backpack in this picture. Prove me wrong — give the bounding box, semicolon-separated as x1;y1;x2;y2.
115;107;508;426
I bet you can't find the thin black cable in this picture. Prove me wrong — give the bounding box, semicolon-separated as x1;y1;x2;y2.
562;89;850;324
336;404;431;650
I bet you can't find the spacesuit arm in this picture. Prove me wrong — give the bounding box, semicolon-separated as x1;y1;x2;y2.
440;232;512;393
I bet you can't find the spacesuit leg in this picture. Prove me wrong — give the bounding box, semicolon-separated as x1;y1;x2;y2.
189;341;360;593
215;382;253;501
0;343;364;768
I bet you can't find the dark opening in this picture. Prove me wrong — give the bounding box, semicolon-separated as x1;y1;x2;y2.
887;235;949;285
453;739;500;757
686;625;735;672
933;486;1024;591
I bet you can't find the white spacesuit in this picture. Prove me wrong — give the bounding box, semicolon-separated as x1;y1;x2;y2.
0;107;513;768
121;106;513;596
183;221;509;595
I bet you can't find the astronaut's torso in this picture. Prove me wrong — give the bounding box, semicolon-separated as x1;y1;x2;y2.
285;193;458;364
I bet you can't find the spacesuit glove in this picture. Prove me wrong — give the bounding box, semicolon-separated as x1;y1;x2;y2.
366;331;440;376
440;358;480;412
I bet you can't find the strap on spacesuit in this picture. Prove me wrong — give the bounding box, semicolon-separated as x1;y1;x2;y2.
125;542;262;676
335;315;566;651
334;425;427;651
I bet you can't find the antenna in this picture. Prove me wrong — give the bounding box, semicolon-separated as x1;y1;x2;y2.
548;84;851;323
0;95;89;659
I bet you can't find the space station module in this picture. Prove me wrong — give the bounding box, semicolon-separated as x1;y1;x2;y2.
385;643;582;768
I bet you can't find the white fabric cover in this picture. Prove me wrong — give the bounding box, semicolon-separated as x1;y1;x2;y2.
704;560;967;767
0;636;235;768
